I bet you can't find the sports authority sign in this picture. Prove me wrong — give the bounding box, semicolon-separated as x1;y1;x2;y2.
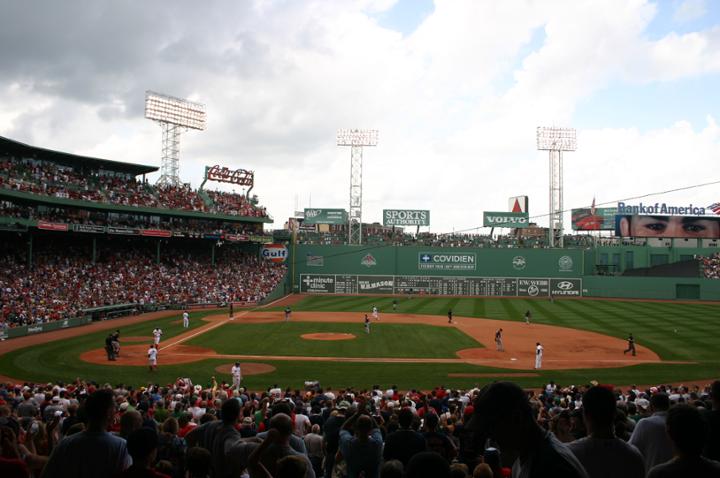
303;208;348;225
418;252;476;271
483;212;529;227
383;209;430;227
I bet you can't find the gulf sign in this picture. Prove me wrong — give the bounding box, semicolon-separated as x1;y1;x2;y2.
261;244;288;263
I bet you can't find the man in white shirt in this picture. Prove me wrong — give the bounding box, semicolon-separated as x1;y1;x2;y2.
535;342;543;369
231;362;242;391
372;306;379;320
148;344;158;372
568;386;645;478
182;310;190;328
152;328;163;345
628;393;673;471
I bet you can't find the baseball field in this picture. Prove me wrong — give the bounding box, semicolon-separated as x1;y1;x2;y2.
0;294;718;390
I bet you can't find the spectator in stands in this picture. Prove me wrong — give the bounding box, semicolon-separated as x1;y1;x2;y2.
568;386;645;478
705;380;720;461
628;392;673;471
469;382;588;477
121;427;170;478
339;399;383;478
383;407;426;465
42;389;130;477
647;404;720;477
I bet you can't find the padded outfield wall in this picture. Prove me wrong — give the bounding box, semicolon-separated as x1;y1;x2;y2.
291;244;720;300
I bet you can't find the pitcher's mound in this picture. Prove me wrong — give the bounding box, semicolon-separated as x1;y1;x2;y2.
301;333;356;341
214;363;276;376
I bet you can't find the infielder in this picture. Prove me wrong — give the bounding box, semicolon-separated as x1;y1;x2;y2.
364;314;370;334
447;309;453;324
524;310;532;325
148;344;158;372
535;342;543;369
229;302;234;319
152;327;163;345
623;333;636;356
182;310;190;328
372;306;379;320
285;306;292;322
231;361;242;390
495;328;504;352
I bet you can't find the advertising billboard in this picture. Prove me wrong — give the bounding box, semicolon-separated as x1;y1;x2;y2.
615;215;720;239
303;208;348;225
383;209;430;226
571;207;617;231
483;211;529;227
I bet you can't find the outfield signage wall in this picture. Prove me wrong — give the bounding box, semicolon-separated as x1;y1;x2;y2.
0;316;92;340
303;208;348;225
299;274;582;297
483;212;529;227
383;209;430;227
617;202;709;216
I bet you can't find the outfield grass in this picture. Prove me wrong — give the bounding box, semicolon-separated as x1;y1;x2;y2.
1;296;718;389
186;322;481;358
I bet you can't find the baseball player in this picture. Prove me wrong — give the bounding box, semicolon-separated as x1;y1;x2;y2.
182;310;190;328
495;328;504;352
284;306;292;322
364;314;370;334
447;309;453;324
623;333;636;356
231;361;243;390
152;327;163;345
535;342;543;369
524;310;532;325
372;306;379;320
392;299;397;311
148;344;158;372
229;302;234;319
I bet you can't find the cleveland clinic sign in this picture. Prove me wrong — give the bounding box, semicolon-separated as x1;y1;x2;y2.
383;209;430;227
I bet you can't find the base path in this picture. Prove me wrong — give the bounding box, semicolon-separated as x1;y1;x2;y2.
78;311;679;371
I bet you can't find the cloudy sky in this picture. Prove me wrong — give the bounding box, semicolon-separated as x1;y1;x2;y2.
1;0;720;233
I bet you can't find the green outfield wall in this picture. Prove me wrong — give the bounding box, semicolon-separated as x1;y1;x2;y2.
291;244;720;300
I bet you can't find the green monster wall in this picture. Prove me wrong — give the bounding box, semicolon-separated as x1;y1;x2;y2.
290;244;720;300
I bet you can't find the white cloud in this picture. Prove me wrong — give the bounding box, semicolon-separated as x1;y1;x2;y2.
674;0;707;23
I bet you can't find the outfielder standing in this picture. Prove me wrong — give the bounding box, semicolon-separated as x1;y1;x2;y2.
231;361;242;390
447;309;453;324
392;299;397;311
152;327;163;345
534;342;543;369
182;310;190;329
495;328;504;352
623;333;636;356
524;310;532;325
285;306;292;322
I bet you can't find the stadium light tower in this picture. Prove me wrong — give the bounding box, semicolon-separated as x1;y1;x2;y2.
537;126;577;248
337;129;379;245
145;91;207;187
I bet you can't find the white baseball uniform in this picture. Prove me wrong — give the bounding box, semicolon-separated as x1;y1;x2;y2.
231;364;242;389
535;344;543;369
148;346;158;366
153;328;163;345
372;307;379;320
183;312;189;328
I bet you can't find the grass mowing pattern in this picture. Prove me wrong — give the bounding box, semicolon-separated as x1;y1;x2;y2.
1;296;719;389
186;322;481;358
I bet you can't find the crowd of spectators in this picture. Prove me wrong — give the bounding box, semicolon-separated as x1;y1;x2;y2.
699;253;720;279
0;200;268;238
0;378;718;478
0;244;286;328
0;158;268;218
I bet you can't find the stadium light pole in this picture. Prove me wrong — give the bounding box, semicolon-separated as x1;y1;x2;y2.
145;91;207;187
537;126;577;248
337;129;379;245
